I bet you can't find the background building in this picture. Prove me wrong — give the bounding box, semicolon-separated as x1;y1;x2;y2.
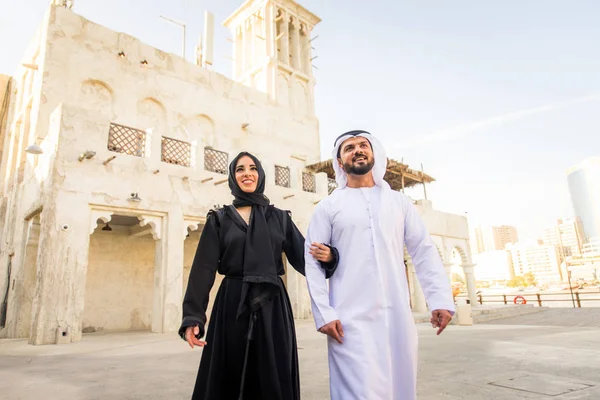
473;250;513;283
566;157;600;241
542;217;586;261
566;237;600;282
471;224;518;254
493;225;519;251
506;241;563;285
582;238;600;256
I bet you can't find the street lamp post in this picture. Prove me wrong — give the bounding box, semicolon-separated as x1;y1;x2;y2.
567;269;576;308
160;15;187;60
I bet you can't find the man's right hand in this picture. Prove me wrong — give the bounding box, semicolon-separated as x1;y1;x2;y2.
318;320;344;344
185;325;207;349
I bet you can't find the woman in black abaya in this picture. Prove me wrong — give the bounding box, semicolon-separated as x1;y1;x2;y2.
179;152;338;400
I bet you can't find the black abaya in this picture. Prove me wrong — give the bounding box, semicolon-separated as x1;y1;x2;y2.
180;205;337;400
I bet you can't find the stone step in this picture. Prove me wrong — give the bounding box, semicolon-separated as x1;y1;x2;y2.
412;305;546;325
472;305;545;323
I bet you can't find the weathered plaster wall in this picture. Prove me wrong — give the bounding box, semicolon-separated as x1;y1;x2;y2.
37;6;321;169
0;75;12;155
8;5;328;343
2;103;63;343
183;233;198;294
83;228;155;332
0;74;11;230
408;198;476;311
0;8;54;340
414;199;472;264
11;217;40;338
183;230;225;323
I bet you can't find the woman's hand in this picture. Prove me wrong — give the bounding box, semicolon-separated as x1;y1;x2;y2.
309;242;333;263
185;325;207;349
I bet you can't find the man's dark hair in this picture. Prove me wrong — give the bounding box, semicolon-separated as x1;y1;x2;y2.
335;130;372;158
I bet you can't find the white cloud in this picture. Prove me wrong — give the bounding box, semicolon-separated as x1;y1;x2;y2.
390;94;600;151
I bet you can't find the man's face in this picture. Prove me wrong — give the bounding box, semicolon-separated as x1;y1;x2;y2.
337;136;374;176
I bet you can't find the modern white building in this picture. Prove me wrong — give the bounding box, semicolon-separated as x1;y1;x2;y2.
473;250;513;283
506;241;563;285
565;237;600;282
567;157;600;241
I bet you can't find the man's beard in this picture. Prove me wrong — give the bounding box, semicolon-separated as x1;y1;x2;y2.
342;156;374;176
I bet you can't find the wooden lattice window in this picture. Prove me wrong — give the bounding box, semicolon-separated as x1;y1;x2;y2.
204;147;228;175
161;137;192;167
275;165;291;188
107;123;146;157
328;178;337;195
302;172;316;193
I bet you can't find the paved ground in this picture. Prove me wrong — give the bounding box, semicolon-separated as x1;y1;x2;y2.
479;307;600;327
1;308;599;399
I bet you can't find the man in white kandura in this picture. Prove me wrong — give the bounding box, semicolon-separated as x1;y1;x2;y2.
304;130;455;400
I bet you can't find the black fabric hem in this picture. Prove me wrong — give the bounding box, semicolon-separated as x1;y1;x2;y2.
320;245;339;279
191;278;300;400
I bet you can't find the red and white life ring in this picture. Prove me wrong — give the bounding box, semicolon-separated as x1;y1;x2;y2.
513;295;527;305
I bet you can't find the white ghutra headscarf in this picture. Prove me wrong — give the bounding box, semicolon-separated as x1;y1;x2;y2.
331;130;390;190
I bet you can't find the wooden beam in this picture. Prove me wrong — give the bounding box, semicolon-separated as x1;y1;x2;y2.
128;225;153;238
401;173;405;193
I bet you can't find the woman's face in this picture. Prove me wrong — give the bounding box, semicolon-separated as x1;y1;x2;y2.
235;155;259;193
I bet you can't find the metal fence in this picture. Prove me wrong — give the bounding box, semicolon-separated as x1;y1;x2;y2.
457;291;600;308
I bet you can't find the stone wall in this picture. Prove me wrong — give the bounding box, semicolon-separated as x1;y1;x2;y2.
0;4;329;343
0;4;476;344
38;6;321;171
415;199;472;263
84;228;155;332
183;229;225;323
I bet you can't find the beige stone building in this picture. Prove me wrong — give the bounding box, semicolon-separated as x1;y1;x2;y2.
471;224;518;254
0;0;476;345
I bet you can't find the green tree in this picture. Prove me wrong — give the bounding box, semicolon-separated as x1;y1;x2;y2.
452;273;465;284
507;276;526;288
523;272;537;287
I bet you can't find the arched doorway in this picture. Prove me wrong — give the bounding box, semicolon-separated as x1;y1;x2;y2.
84;214;158;333
450;247;468;283
449;246;469;301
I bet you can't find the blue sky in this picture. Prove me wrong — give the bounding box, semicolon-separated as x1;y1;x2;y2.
1;0;599;240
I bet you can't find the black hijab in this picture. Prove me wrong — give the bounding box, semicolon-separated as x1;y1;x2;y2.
228;152;280;318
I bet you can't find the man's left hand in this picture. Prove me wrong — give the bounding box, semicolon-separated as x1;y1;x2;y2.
431;309;453;335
